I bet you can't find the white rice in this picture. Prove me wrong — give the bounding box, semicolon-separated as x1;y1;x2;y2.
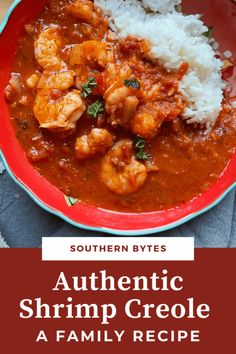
224;50;232;59
142;0;182;13
95;0;224;126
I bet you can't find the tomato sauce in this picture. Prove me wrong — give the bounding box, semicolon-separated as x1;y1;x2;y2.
6;0;236;213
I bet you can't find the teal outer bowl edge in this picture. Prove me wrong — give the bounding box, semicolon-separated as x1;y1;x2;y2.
0;0;235;236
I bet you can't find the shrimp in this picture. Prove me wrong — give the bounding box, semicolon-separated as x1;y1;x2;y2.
26;73;40;89
34;27;63;71
101;139;147;195
34;89;86;131
131;104;165;140
123;96;139;123
131;100;184;140
66;0;96;23
104;63;133;88
104;85;139;127
105;86;131;113
33;70;85;131
70;40;114;68
75;128;115;160
33;29;86;131
4;73;23;103
103;63;140;126
37;70;75;90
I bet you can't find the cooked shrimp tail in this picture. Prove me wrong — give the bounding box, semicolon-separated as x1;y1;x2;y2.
101;139;147;195
75;128;115;160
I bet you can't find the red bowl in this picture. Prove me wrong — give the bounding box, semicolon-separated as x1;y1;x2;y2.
0;0;235;235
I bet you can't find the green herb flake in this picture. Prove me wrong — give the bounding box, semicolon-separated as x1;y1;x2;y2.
87;100;104;118
81;77;97;98
134;136;149;161
124;78;141;89
135;136;146;150
135;150;149;161
203;26;213;39
64;196;78;207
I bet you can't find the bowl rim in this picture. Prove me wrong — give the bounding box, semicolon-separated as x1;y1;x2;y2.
0;0;235;236
1;150;236;236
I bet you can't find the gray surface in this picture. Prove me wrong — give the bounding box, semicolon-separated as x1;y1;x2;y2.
0;166;235;248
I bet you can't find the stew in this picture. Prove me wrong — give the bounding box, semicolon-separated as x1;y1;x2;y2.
5;0;236;213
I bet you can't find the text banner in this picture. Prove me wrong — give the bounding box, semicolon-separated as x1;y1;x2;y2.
42;237;194;261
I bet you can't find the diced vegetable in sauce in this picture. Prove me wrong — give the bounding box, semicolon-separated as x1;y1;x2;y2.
5;0;236;213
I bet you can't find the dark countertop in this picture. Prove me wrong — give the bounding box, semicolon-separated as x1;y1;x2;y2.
0;163;235;248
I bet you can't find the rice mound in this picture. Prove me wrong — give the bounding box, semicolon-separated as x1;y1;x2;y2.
95;0;224;126
142;0;182;13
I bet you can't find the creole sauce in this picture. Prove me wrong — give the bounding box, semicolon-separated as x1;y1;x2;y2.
6;0;236;213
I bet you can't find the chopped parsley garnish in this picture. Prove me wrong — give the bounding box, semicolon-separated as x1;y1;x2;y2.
87;100;104;118
135;150;149;161
175;5;181;13
124;78;141;89
203;26;213;39
134;136;149;161
135;136;146;150
81;77;97;98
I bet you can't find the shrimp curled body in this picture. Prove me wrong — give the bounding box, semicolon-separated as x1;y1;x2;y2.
34;89;85;131
33;28;86;131
70;40;114;68
101;139;147;195
34;27;63;71
75;128;115;160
